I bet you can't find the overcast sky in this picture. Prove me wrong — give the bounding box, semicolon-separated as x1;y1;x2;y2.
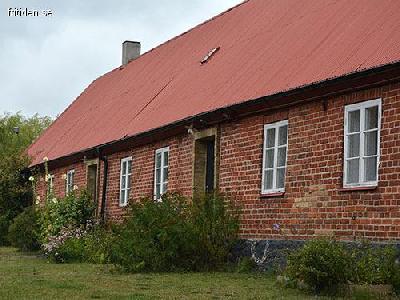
0;0;242;118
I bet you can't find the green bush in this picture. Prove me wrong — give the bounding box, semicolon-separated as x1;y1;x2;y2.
191;193;240;270
111;193;195;272
43;225;115;264
0;154;33;246
390;264;400;295
83;225;115;264
111;192;240;272
52;236;86;263
236;257;257;273
39;190;96;263
38;190;95;243
43;226;87;262
7;206;40;251
285;239;352;293
0;113;52;246
353;243;397;284
0;215;10;245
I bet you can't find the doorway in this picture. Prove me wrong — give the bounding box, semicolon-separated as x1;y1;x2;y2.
87;163;98;202
205;139;215;193
193;128;218;196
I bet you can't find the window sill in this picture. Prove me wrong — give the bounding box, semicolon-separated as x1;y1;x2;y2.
339;186;377;192
260;192;285;198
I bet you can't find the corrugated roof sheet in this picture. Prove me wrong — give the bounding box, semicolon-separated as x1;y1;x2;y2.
28;0;400;165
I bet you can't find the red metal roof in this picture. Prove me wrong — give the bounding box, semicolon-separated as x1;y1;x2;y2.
28;0;400;166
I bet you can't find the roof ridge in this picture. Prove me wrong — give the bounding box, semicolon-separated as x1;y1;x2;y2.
123;0;251;67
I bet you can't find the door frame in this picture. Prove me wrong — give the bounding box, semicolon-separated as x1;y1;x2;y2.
85;158;100;213
192;127;220;197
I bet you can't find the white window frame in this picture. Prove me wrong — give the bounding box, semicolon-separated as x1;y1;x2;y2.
66;170;75;194
119;156;132;207
343;98;382;188
154;147;169;201
261;120;288;194
47;174;55;194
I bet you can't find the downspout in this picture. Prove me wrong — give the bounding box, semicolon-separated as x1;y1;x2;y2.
97;147;108;224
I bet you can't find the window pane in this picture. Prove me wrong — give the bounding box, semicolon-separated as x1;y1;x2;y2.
162;182;168;193
347;159;360;184
156;184;161;199
365;106;378;130
264;170;273;190
121;175;126;189
266;128;276;148
163;151;169;166
364;157;377;182
120;190;125;203
127;160;132;174
364;131;378;156
68;172;73;185
163;167;168;181
278;125;288;146
276;168;286;189
348;110;360;133
127;174;131;189
348;134;360;158
156;168;161;185
348;110;360;132
277;147;287;167
265;149;274;168
122;161;127;175
156;153;162;168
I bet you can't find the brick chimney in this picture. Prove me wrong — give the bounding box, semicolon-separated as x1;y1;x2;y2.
122;41;141;65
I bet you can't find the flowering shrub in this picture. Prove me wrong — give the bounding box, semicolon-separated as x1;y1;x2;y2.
38;190;95;243
43;224;115;264
36;189;97;262
43;227;88;262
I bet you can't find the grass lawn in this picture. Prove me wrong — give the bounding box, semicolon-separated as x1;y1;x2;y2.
0;247;318;299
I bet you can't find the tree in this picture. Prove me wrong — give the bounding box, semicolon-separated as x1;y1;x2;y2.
0;112;52;245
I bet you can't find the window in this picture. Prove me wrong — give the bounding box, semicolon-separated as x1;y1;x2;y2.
344;98;381;187
66;170;75;194
47;174;55;195
262;120;288;194
119;157;132;207
154;147;169;201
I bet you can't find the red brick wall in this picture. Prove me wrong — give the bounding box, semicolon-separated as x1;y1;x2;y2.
35;161;86;204
220;83;400;241
35;82;400;241
102;134;193;220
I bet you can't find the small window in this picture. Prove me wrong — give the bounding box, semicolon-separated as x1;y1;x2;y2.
47;174;55;195
344;98;381;187
261;120;288;194
154;147;169;201
66;170;75;194
119;157;132;207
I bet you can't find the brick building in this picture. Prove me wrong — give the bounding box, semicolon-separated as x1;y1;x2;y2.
29;0;400;242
